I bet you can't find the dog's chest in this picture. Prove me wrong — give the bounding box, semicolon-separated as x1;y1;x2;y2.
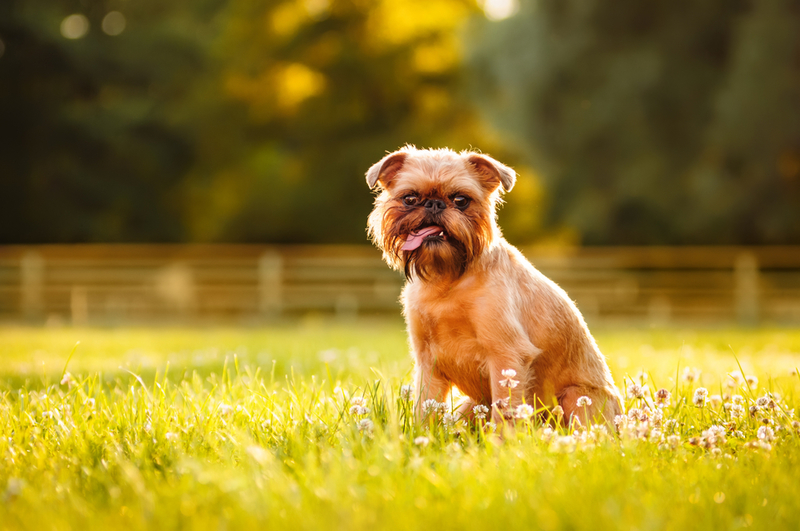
406;285;491;399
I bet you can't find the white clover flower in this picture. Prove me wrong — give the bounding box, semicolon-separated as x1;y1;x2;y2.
627;384;646;399
83;398;95;409
729;403;745;419
655;388;671;408
414;436;430;447
692;387;708;407
667;434;681;449
551;405;564;418
746;375;759;390
682;367;701;383
358;418;374;435
756;396;769;408
218;403;234;416
709;395;723;409
442;412;456;428
351;396;367;407
540;426;555;443
551;435;576;453
576;396;592;408
60;372;75;387
501;369;517;379
421;399;440;416
613;414;628;431
514;404;534;419
732;394;744;405
399;385;413;401
349;405;369;416
728;371;745;387
499;377;519;389
757;426;774;442
165;432;179;442
472;404;489;420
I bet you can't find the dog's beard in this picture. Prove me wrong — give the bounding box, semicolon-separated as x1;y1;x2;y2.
369;202;493;282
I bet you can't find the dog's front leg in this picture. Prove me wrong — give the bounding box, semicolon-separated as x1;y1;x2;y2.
412;356;451;422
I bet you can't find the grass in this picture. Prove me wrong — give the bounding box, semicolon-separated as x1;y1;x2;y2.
1;322;799;530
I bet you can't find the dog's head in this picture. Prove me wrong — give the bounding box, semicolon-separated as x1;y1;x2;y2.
366;146;516;281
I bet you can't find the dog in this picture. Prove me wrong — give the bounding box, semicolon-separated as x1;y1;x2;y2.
366;146;622;426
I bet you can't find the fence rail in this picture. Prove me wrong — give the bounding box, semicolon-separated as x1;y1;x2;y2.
2;244;800;325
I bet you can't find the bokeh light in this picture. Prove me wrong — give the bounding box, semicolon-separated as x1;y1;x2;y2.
481;0;520;21
101;11;127;36
60;14;90;40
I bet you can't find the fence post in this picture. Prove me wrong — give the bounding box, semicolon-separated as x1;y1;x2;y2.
258;250;283;318
20;251;44;320
155;262;196;316
735;252;759;325
70;286;89;326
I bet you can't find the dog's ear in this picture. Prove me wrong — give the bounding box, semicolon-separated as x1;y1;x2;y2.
466;153;516;192
366;151;409;190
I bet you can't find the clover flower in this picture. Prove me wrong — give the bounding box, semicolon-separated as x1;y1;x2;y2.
551;405;564;418
515;404;534;419
682;367;701;383
414;436;430;447
655;388;671;408
60;372;75;388
165;432;179;442
218;403;234;416
613;415;628;431
349;405;369;416
473;404;490;420
358;418;374;435
755;396;769;409
399;385;413;401
731;394;744;405
757;426;774;442
692;387;708;407
499;375;519;389
576;396;592;408
442;412;456;428
727;371;745;388
729;403;745;419
421;399;441;417
666;434;681;449
501;369;517;379
627;384;646;399
746;375;758;390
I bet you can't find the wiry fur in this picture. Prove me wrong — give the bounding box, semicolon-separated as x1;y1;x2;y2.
366;146;623;426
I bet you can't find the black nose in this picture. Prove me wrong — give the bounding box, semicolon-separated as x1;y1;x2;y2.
424;199;446;214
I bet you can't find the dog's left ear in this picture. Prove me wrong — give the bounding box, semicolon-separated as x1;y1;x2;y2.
366;151;409;190
466;154;516;192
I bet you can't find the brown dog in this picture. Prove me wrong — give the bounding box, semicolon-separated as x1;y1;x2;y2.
366;146;622;426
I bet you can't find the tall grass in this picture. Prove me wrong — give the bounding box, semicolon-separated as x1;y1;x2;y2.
1;324;799;530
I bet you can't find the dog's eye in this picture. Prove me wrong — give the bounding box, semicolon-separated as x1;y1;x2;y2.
453;196;471;210
402;195;419;206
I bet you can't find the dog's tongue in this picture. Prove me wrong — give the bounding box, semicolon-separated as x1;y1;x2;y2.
402;226;443;251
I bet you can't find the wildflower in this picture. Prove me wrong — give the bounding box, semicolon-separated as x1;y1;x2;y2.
627;384;646;400
791;420;800;431
485;421;497;432
709;395;722;409
746;375;758;390
731;394;744;405
627;408;641;420
749;405;759;418
421;399;441;417
729;403;745;419
414;436;430;447
515;404;534;419
613;415;628;431
60;372;75;387
492;398;509;412
218;404;234;416
576;396;592;408
682;367;701;383
551;435;576;453
165;432;179;442
540;426;555;443
727;371;745;388
473;404;489;420
501;369;517;379
399;385;413;401
666;434;681;449
635;370;648;384
551;405;564;418
655;388;671;408
83;398;95;410
442;412;457;428
757;426;774;442
692;387;708;407
499;376;519;389
349;404;370;416
358;418;374;435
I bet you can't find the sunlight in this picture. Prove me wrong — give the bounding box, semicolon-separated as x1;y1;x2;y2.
480;0;520;21
60;14;90;39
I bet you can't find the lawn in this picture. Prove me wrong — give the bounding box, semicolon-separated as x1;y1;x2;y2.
1;322;799;530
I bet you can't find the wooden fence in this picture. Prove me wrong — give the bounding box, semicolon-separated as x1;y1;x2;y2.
1;245;800;325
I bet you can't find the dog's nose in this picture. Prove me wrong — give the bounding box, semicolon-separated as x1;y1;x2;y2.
424;199;447;214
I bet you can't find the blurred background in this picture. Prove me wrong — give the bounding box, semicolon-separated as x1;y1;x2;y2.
1;0;800;326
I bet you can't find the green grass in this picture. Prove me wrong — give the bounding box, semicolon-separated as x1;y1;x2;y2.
1;323;800;530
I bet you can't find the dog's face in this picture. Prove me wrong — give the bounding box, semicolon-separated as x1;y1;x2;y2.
366;146;516;281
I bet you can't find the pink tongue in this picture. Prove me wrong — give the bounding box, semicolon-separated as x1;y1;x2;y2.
402;226;443;251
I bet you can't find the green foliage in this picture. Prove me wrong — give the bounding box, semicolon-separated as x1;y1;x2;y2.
1;325;800;529
468;0;800;244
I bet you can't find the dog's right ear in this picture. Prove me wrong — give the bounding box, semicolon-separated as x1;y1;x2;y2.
366;151;408;190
